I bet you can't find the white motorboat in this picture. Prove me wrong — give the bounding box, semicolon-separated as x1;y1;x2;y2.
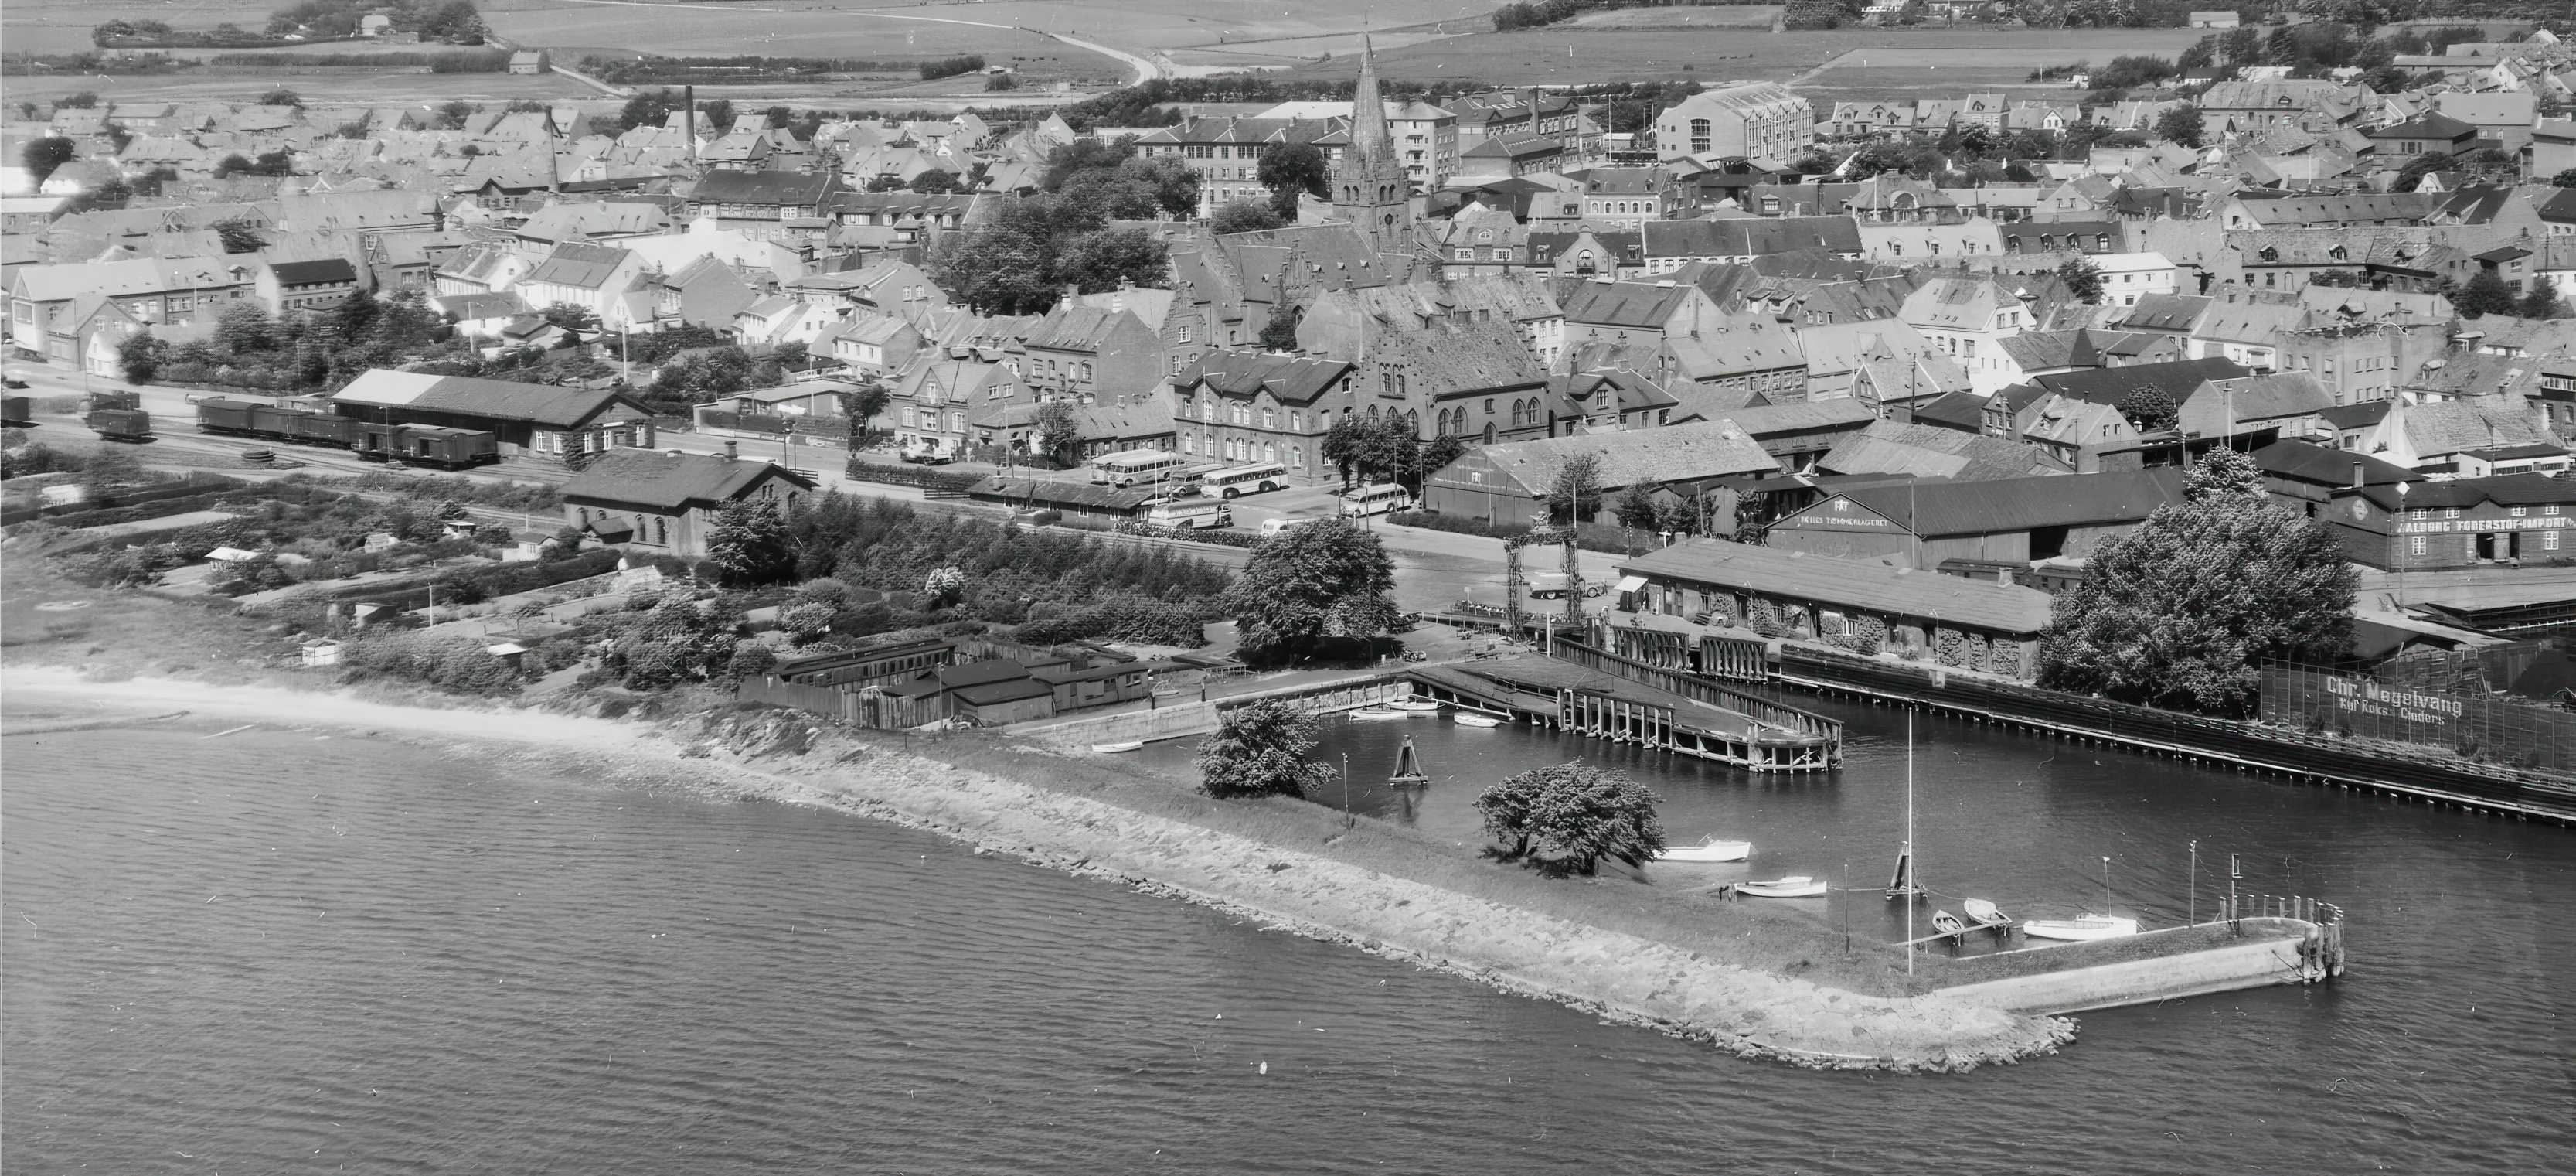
1962;898;2010;926
1349;707;1409;721
1452;713;1506;728
2021;914;2140;942
1735;876;1828;898
1091;741;1144;754
1656;837;1752;864
1387;698;1443;713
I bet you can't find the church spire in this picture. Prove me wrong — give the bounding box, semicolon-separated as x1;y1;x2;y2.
1350;32;1392;162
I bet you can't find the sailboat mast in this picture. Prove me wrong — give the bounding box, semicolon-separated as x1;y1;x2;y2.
1906;711;1915;974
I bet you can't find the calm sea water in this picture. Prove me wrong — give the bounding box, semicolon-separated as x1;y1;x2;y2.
5;700;2571;1174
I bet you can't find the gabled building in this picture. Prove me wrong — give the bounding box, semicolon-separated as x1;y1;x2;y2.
1642;216;1862;272
562;448;816;557
1169;350;1356;479
1021;294;1164;404
257;257;361;315
328;370;659;460
1763;467;2186;570
1421;420;1781;526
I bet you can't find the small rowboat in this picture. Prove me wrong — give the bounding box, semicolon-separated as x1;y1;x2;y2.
1386;698;1443;713
1931;909;1967;936
1656;837;1751;864
2021;914;2139;942
1962;898;2010;927
1453;713;1506;728
1735;876;1828;898
1091;741;1144;754
1349;707;1409;721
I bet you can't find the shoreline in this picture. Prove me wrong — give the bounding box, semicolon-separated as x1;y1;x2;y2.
2;665;2076;1072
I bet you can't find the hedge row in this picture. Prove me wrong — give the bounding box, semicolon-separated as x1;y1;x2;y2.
841;458;983;493
1111;519;1261;549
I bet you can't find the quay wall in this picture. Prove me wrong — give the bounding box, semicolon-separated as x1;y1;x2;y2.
1935;920;2328;1015
1771;646;2576;825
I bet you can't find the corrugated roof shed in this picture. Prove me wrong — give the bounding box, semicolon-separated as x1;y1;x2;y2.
1832;466;2186;537
331;370;652;428
1621;540;2057;634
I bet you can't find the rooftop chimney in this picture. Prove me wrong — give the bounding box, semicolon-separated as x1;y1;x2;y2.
2352;461;2366;490
724;439;739;460
685;84;699;165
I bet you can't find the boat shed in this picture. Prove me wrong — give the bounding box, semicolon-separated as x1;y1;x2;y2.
328;369;657;460
1618;540;2057;677
1761;466;2185;570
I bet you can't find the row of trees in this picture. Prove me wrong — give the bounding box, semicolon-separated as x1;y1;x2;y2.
117;288;457;391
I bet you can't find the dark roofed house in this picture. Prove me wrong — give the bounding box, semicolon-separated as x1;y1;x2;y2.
686;170;844;240
1642;216;1863;270
258;257;360;315
2368;112;2480;158
1764;467;2186;570
560;448;817;557
2251;438;2421;521
328;369;659;462
2326;472;2576;569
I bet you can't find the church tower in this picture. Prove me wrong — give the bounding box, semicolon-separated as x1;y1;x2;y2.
1333;34;1414;251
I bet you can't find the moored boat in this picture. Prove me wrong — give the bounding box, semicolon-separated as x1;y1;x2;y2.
1452;712;1505;728
1387;698;1443;713
1931;909;1966;936
1735;876;1828;898
1091;741;1144;753
1349;707;1408;721
1962;898;2009;926
1656;837;1752;864
2022;914;2140;942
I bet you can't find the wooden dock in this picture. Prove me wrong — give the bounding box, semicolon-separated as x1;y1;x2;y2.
1406;654;1839;772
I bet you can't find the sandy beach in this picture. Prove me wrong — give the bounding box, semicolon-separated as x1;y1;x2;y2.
3;663;2075;1070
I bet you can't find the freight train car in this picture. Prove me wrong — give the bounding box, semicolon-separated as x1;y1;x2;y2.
354;421;500;469
196;395;265;435
87;407;153;442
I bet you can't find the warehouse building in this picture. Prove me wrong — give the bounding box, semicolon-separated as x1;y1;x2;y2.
1761;466;2185;571
328;370;658;461
1615;540;2057;677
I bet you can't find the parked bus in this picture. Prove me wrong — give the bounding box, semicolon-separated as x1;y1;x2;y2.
1201;462;1288;499
1143;498;1234;530
1090;449;1191;488
1339;482;1411;517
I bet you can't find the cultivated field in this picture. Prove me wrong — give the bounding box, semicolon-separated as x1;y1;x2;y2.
1566;5;1781;29
1277;25;2212;87
0;67;598;108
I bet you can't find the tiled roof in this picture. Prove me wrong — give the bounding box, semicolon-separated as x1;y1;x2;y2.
1818;421;2064;482
1180;351;1353;406
1465;420;1781;493
563;449;814;510
1645;216;1861;259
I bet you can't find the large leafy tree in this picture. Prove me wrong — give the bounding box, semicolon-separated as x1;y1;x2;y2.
1255;141;1330;220
2057;256;2107;305
2453;270;2518;319
2152;105;2204;149
1223;518;1397;661
1210;199;1285;236
1196;700;1335;799
707;498;798;587
1474;762;1665;878
840;381;891;440
2521;281;2564;321
1547;452;1604;525
21;138;76;185
2117;386;2180;433
117;329;161;383
1033;399;1081;466
2037;465;2356;717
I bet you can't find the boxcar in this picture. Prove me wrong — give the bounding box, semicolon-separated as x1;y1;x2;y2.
87;407;154;441
291;413;365;448
1;395;32;426
247;403;308;438
397;425;499;469
196;396;263;435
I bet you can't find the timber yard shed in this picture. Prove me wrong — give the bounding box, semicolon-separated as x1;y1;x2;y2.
1762;466;2185;569
328;370;658;459
1618;540;2057;677
964;476;1162;526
